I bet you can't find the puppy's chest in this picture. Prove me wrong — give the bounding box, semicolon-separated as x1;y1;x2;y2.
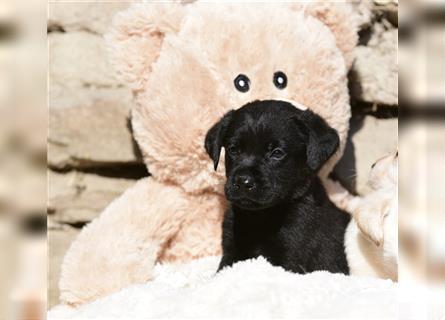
232;216;297;262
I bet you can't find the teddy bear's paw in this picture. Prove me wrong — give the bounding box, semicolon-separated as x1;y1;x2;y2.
355;206;385;247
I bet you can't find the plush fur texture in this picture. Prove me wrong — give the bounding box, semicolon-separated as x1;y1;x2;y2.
59;2;365;306
205;101;349;274
327;153;398;281
49;256;397;319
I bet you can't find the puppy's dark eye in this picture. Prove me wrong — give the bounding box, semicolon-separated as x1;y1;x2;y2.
273;71;287;89
270;148;286;160
227;145;241;156
234;74;250;92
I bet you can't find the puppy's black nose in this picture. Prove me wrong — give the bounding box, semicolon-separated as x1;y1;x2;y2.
234;175;255;191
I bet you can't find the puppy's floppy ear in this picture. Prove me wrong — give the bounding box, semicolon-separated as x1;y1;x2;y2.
205;110;235;171
296;110;340;172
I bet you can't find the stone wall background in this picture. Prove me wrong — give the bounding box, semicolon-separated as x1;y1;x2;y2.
47;1;398;308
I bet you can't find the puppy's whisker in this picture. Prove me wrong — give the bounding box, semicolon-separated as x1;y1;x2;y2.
298;264;307;274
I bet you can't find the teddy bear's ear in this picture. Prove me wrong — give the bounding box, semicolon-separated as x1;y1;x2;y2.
290;2;370;70
106;3;187;91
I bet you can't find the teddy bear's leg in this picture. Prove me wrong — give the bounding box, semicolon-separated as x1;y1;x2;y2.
157;193;226;263
58;177;189;306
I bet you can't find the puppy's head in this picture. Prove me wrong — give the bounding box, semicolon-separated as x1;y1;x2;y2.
205;100;339;210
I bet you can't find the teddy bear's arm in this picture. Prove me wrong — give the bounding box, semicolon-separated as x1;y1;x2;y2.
323;178;360;213
326;178;394;247
58;177;189;306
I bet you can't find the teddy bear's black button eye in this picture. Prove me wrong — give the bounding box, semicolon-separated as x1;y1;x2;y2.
234;74;250;93
273;71;287;89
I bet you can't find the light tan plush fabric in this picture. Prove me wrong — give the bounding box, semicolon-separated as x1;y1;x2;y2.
59;2;365;306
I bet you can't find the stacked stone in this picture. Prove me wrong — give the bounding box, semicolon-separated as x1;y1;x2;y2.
334;0;398;195
48;2;139;308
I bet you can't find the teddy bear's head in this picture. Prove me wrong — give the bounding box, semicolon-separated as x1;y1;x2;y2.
107;2;361;195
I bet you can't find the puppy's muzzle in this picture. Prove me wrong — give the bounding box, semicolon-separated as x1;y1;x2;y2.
233;174;256;192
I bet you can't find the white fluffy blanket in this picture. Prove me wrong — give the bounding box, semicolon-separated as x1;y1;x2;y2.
49;256;397;319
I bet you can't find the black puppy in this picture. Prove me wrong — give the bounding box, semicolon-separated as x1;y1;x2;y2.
205;100;350;274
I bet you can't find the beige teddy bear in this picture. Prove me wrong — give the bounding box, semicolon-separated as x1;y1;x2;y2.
59;2;366;306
